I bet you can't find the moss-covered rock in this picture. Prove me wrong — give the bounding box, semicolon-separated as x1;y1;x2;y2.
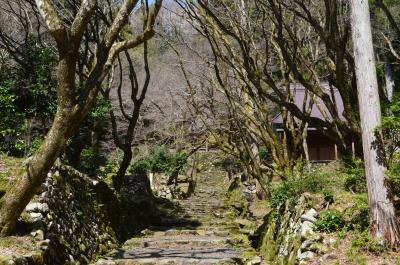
256;197;307;265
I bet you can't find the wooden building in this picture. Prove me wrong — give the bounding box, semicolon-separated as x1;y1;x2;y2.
272;83;346;162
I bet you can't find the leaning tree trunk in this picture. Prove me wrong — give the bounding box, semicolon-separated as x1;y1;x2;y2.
0;0;162;237
115;147;133;192
350;0;400;245
113;105;141;192
0;107;78;235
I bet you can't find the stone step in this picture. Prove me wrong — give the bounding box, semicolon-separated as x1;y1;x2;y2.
144;228;232;238
96;246;240;265
134;235;229;248
94;170;248;264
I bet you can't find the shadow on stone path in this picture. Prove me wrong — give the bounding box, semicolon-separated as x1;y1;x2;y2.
95;169;246;264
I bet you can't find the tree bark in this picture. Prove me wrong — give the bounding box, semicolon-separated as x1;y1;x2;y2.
0;106;78;235
350;0;400;245
115;147;133;192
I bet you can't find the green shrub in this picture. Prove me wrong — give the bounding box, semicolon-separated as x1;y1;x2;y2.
380;93;400;193
322;189;334;204
0;37;57;157
27;137;43;156
387;153;400;195
351;230;387;253
346;194;369;231
259;146;271;162
79;147;106;176
148;146;170;173
342;159;366;193
98;150;123;183
167;151;189;175
315;209;345;232
129;146;188;176
298;171;331;193
380;93;400;161
268;169;332;208
130;159;151;175
268;180;297;208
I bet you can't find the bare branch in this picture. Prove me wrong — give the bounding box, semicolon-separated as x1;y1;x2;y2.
105;0;140;48
71;0;97;45
34;0;66;43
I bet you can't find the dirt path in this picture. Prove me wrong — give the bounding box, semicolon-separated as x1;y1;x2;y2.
95;169;249;264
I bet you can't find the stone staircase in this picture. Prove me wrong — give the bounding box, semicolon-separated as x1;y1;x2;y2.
95;170;248;265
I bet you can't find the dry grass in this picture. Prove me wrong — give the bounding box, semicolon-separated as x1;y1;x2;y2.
0;236;37;257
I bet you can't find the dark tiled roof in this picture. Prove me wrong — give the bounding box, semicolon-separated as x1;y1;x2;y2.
272;82;345;124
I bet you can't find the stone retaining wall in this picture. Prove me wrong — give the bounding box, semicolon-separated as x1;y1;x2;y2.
21;164;156;264
257;196;324;265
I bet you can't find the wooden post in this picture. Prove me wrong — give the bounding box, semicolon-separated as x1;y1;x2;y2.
334;144;338;160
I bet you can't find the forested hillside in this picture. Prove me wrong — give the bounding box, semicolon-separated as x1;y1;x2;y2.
0;0;399;264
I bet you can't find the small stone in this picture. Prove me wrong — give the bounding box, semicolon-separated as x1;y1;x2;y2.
301;214;317;223
313;243;329;254
300;239;315;250
234;218;252;228
318;253;338;263
38;239;50;250
298;251;315;261
301;221;315;237
79;243;87;252
30;229;44;240
247;256;262;265
96;260;116;265
29;212;43;219
25;202;49;213
306;208;318;217
323;237;338;248
301;209;318;223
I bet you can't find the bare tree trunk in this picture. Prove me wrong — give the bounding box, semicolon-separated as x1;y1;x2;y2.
350;0;400;245
113;101;142;191
115;147;133;191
